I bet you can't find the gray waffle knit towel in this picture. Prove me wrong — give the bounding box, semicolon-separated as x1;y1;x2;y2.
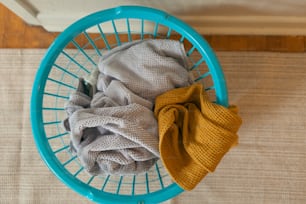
97;39;193;101
64;39;192;175
64;79;159;175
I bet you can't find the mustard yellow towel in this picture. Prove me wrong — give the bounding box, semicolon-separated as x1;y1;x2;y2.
154;83;242;190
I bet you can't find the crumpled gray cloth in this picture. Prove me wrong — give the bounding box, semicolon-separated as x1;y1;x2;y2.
63;78;159;175
97;39;193;101
63;39;192;175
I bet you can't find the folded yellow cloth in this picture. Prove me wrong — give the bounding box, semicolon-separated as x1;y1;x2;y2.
154;83;242;190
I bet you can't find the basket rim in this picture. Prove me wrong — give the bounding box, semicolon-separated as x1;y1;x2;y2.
30;5;228;204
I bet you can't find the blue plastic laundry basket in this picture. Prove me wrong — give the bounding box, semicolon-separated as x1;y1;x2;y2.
30;6;228;204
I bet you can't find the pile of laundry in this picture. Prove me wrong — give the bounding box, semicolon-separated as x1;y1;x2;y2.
63;39;242;190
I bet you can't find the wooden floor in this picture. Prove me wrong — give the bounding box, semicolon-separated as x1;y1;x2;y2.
0;3;305;52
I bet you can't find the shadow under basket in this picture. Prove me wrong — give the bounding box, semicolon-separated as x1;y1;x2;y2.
30;6;228;204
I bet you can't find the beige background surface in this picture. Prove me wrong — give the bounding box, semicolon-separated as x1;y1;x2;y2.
0;49;306;203
3;0;306;35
